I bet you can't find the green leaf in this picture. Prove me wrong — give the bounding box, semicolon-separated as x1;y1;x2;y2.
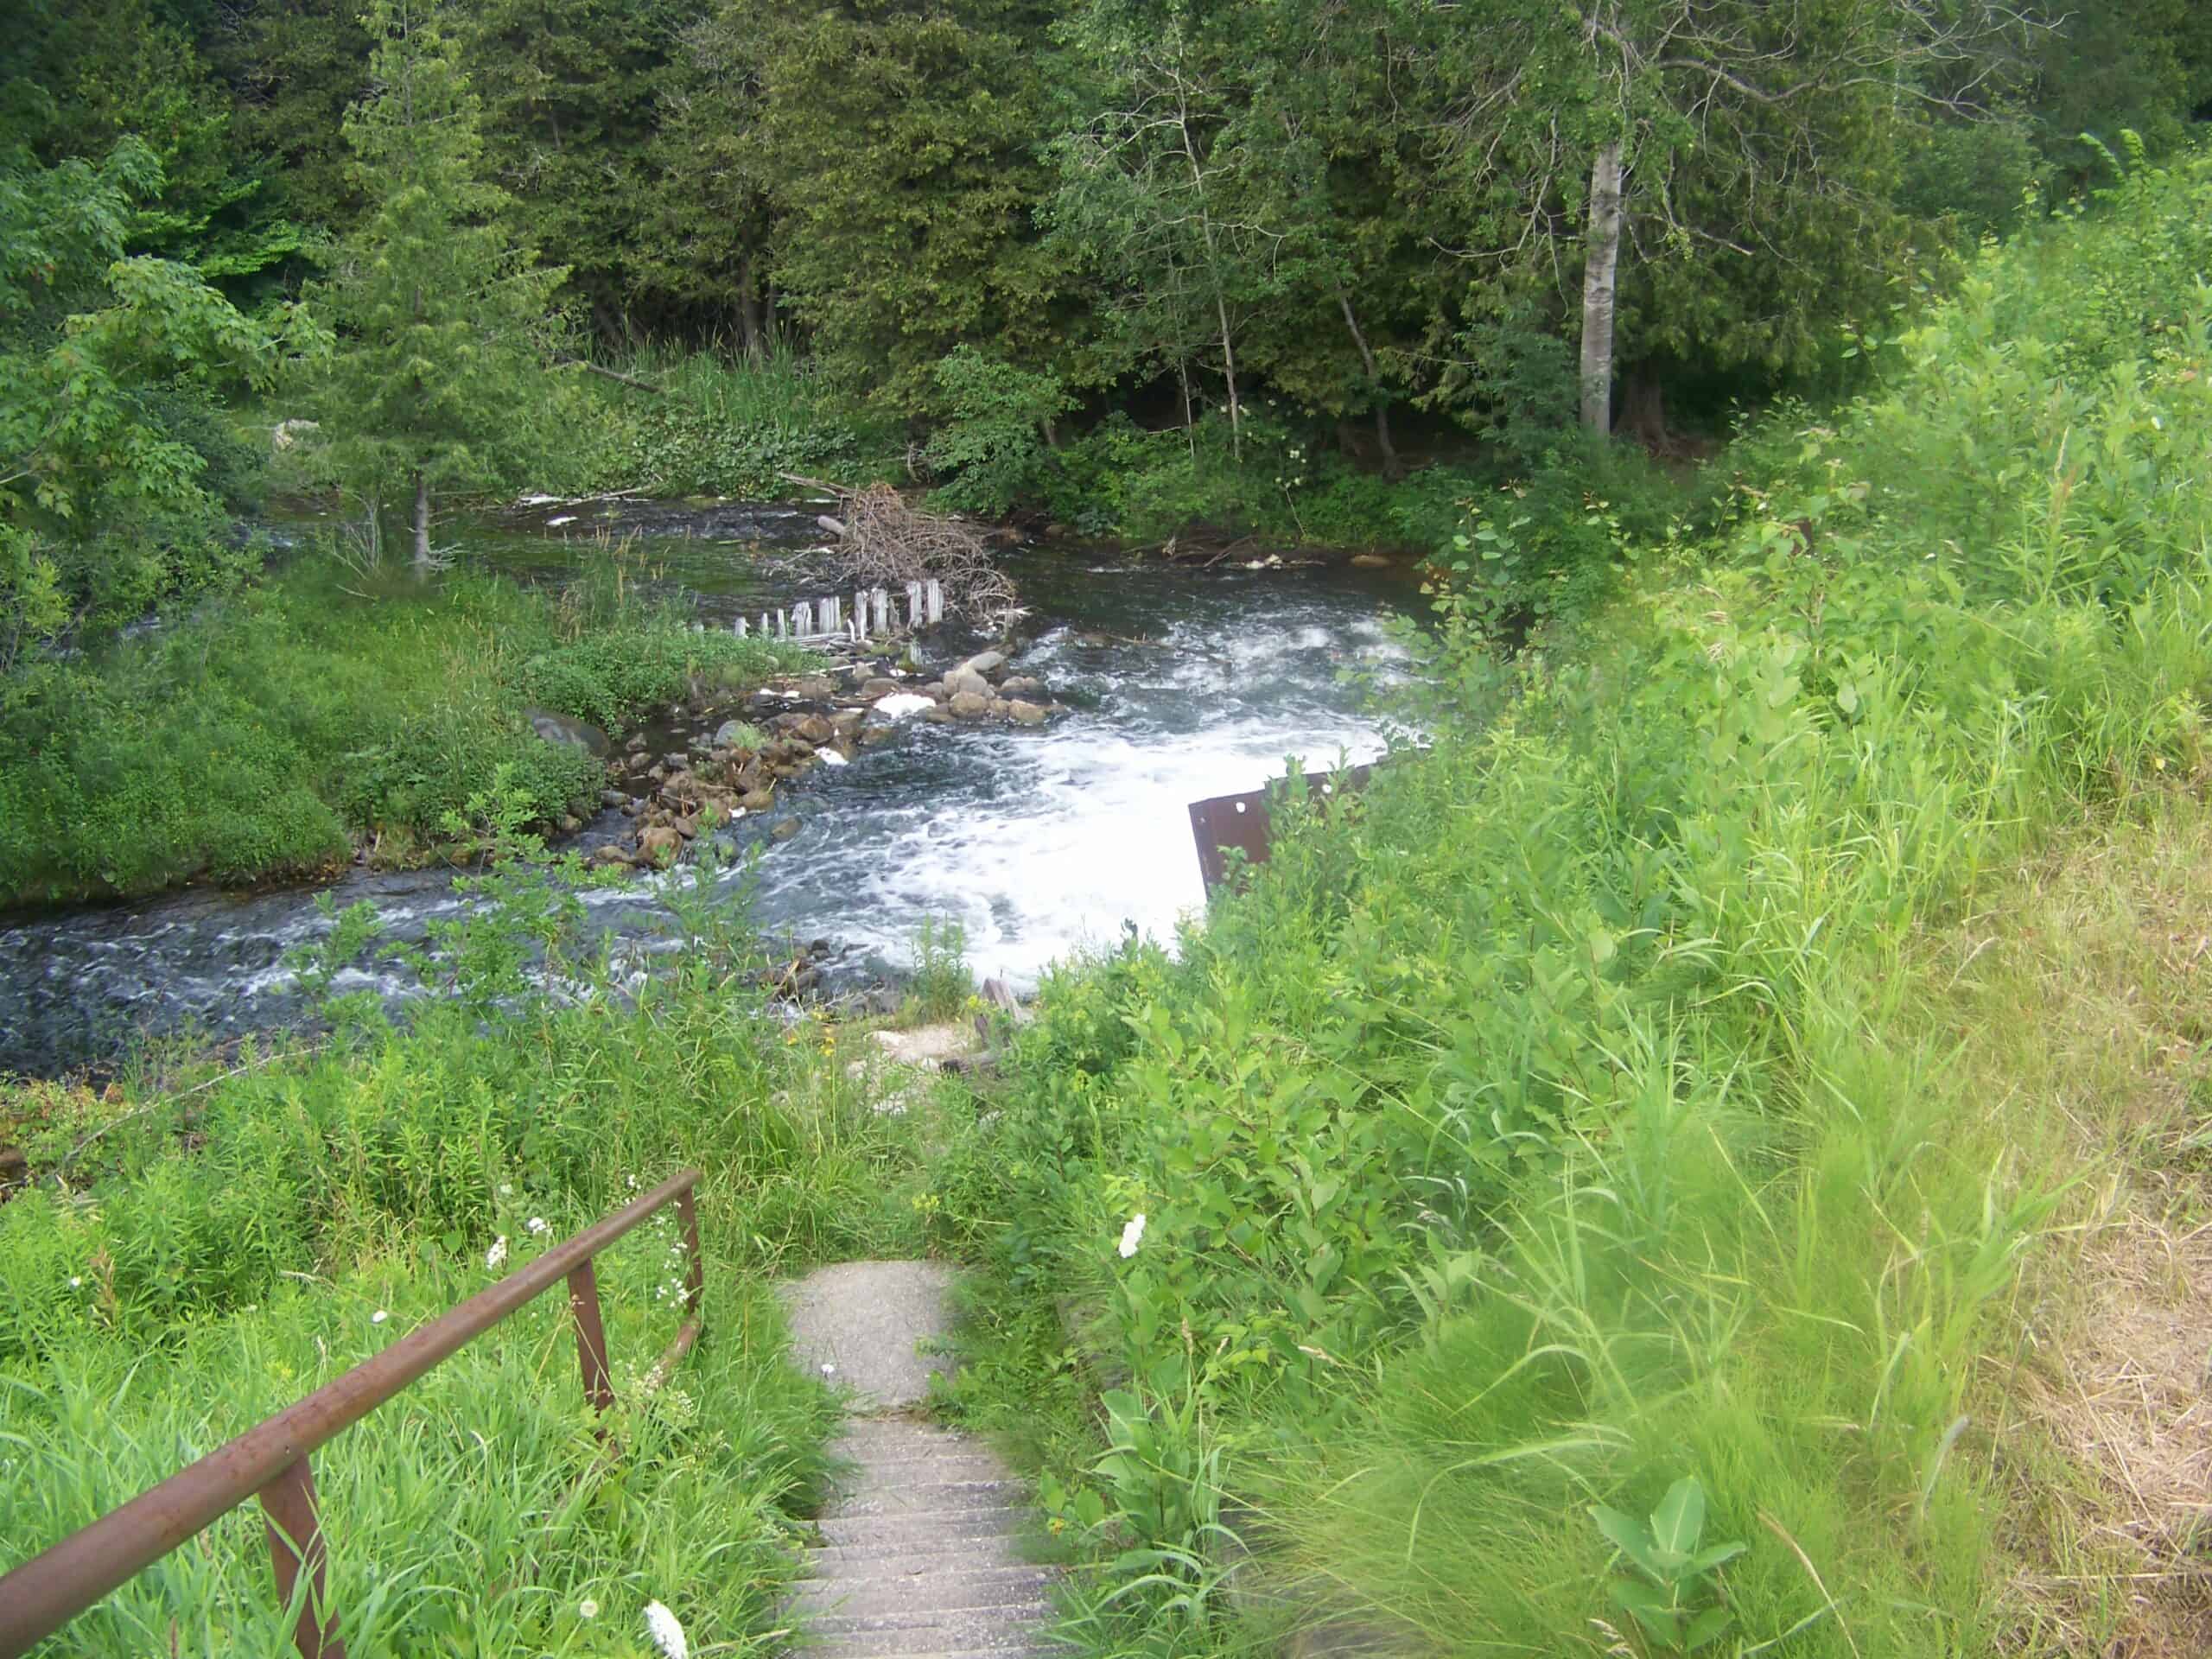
1650;1477;1707;1559
1684;1605;1735;1649
1592;1504;1665;1583
1608;1576;1679;1641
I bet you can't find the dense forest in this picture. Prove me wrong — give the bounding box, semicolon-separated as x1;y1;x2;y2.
6;0;2210;654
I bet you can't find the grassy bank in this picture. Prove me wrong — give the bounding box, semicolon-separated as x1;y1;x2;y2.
909;150;2212;1657
0;870;938;1656
0;556;809;907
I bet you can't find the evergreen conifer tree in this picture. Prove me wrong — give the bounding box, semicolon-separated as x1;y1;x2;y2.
308;0;564;570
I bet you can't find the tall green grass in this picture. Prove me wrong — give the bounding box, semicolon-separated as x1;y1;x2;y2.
924;149;2212;1657
0;873;932;1656
554;340;899;500
0;558;809;906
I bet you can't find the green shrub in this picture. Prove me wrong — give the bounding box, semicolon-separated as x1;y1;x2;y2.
924;347;1077;517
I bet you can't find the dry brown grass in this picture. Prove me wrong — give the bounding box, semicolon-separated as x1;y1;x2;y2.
1926;791;2212;1656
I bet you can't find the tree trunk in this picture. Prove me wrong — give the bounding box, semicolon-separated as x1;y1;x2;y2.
1580;138;1624;437
1622;373;1669;452
411;470;432;572
1335;289;1402;479
1214;290;1243;459
735;253;763;361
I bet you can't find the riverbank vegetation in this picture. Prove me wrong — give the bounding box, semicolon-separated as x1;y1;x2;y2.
0;867;931;1654
0;558;807;906
913;146;2212;1657
7;3;2212;1656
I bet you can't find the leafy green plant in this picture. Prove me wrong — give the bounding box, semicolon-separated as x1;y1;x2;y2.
1591;1478;1745;1651
924;346;1077;516
903;917;974;1024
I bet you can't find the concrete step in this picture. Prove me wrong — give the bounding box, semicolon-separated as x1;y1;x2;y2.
828;1479;1027;1516
807;1537;1033;1573
809;1638;1049;1659
816;1509;1038;1551
834;1452;1014;1486
806;1599;1059;1643
774;1261;1057;1659
792;1565;1059;1622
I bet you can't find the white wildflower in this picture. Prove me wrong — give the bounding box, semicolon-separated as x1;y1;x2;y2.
1118;1213;1147;1259
68;1276;82;1289
371;1310;389;1325
527;1216;550;1236
498;1183;513;1198
486;1236;509;1270
644;1599;690;1659
821;1362;836;1377
577;1598;600;1620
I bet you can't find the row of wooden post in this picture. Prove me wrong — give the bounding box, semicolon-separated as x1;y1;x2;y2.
734;580;944;643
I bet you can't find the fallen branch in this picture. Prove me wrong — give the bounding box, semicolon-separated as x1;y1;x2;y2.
556;358;666;395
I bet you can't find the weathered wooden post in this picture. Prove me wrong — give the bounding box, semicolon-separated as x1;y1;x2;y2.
822;596;840;634
925;580;944;624
734;616;748;638
871;588;890;634
793;601;814;637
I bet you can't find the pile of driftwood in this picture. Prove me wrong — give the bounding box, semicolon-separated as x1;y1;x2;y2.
790;477;1020;626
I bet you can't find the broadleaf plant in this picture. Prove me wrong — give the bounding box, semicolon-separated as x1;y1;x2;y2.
1590;1476;1745;1651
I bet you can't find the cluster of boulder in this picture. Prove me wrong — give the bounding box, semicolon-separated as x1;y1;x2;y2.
584;651;1064;868
920;650;1061;726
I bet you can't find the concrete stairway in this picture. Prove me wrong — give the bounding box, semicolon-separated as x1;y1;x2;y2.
780;1261;1057;1659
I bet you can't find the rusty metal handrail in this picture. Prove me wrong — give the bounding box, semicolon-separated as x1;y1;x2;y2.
0;1168;707;1659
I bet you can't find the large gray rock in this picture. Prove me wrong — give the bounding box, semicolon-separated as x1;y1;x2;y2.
1007;700;1048;726
944;667;991;701
524;708;610;759
949;690;990;720
957;650;1008;680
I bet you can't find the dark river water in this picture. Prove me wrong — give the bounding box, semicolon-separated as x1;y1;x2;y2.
0;498;1420;1075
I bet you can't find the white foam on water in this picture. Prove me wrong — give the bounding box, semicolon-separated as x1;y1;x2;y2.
742;608;1397;988
872;692;937;719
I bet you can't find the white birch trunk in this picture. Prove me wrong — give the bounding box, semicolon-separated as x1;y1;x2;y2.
1580;138;1625;437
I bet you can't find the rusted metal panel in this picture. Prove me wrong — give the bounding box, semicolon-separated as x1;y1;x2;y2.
0;1168;707;1659
1188;762;1377;893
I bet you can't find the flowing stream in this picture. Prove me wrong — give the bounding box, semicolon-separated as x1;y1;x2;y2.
0;499;1417;1076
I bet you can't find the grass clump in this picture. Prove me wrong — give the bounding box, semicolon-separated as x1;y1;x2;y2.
0;558;809;906
918;147;2212;1658
550;339;901;500
900;916;976;1026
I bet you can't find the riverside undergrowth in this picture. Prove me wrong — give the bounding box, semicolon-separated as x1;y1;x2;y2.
0;844;931;1656
922;149;2212;1657
0;556;810;906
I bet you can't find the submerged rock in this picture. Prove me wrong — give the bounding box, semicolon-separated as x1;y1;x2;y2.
524;708;611;758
